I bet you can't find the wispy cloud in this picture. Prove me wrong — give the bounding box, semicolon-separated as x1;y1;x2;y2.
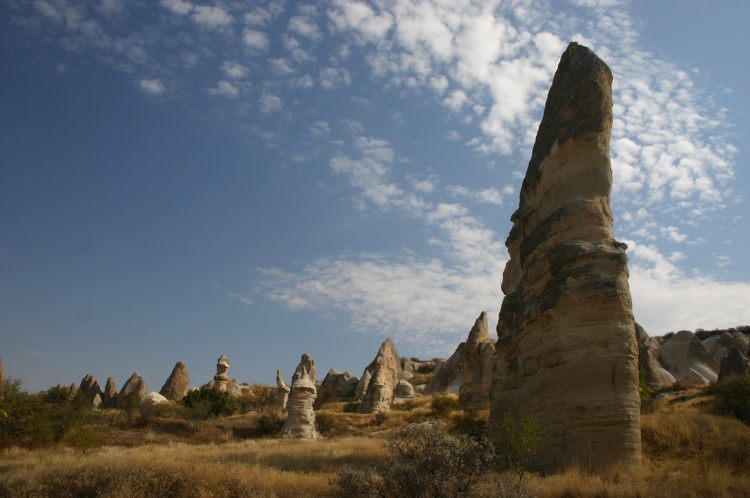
136;78;165;95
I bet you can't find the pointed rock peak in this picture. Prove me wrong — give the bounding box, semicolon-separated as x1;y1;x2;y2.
467;311;489;345
276;369;284;383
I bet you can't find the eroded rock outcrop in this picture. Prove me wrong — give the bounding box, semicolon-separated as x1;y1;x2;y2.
293;353;316;384
281;367;318;439
103;376;118;405
358;338;403;414
424;312;495;408
489;42;641;471
0;355;4;384
718;347;750;380
79;374;103;405
636;324;674;391
276;369;290;410
657;331;720;385
160;361;191;401
120;372;147;399
213;355;230;393
316;368;359;407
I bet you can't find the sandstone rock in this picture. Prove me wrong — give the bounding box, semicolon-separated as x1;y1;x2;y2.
354;369;371;401
0;355;4;384
358;338;403;414
103;377;118;405
718;347;750;380
658;331;720;385
636;324;674;391
293;353;316;384
213;355;230;393
489;43;641;471
424;312;496;408
144;392;168;404
394;379;415;398
79;374;103;404
120;372;147;399
276;369;290;410
316;368;359;407
160;361;191;401
703;332;750;365
281;367;318;439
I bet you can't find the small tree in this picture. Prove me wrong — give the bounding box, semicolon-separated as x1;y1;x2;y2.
492;407;546;483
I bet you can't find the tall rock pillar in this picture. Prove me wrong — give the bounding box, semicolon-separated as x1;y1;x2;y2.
489;42;641;471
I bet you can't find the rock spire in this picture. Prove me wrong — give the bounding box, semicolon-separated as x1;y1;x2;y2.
489;42;641;471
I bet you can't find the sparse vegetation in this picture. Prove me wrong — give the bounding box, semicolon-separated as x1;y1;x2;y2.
431;394;459;417
709;376;750;424
493;407;546;482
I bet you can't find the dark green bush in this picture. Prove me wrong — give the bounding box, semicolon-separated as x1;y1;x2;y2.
451;408;488;443
343;401;359;413
431;395;458;418
182;388;239;418
253;411;286;437
710;376;750;424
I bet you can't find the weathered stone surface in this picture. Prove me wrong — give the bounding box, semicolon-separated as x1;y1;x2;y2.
489;43;641;472
424;312;496;408
658;331;720;385
120;372;147;399
281;367;318;439
636;324;674;391
394;379;415;398
0;355;4;384
718;347;750;380
160;361;191;401
703;332;750;365
103;377;118;405
293;353;316;384
213;355;230;393
316;368;359;407
144;392;168;404
276;369;290;410
354;369;371;401
79;374;103;404
359;338;403;414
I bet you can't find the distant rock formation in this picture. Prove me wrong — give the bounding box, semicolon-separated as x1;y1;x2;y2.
281;366;318;439
293;353;316;384
489;42;641;471
636;324;674;391
354;369;371;401
160;361;191;401
103;377;118;406
120;372;147;399
213;355;230;393
316;368;359;407
424;312;495;408
79;374;103;405
657;331;720;386
358;338;403;414
276;369;290;410
703;331;750;365
0;355;4;384
718;347;750;380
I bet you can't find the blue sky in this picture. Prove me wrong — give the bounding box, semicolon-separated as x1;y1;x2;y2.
1;0;748;394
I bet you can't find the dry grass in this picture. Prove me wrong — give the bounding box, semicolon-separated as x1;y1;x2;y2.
2;389;749;497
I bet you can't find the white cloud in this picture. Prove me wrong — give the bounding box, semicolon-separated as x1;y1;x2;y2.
288;15;321;40
447;185;506;205
243;28;270;54
207;80;239;98
310;121;330;139
192;5;232;27
320;67;352;89
136;78;165;95
160;0;192;16
221;60;248;79
227;292;254;306
259;93;282;113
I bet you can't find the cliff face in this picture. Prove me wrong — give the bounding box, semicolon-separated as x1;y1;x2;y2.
490;42;641;471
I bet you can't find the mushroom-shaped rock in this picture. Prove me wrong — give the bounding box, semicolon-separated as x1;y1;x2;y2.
281;367;318;439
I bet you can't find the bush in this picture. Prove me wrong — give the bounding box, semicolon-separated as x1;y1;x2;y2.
182;388;239;418
451;408;488;443
343;401;359;413
333;423;495;498
492;407;546;482
431;395;458;418
253;411;286;437
710;376;750;424
315;411;348;436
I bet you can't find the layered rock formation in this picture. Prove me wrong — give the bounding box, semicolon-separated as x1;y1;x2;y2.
120;372;147;399
213;355;230;393
316;368;359;407
424;312;496;408
276;369;290;410
281;366;318;439
293;353;316;384
160;361;191;401
657;331;719;386
636;324;674;391
103;377;118;406
79;374;103;406
358;338;403;414
489;43;641;471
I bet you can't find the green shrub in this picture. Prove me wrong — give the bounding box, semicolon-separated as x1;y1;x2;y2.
431;395;458;418
343;401;359;413
492;407;546;482
182;388;239;418
253;411;286;437
333;423;495;498
710;376;750;424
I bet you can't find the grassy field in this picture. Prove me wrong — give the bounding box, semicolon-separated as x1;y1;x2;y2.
1;389;749;497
